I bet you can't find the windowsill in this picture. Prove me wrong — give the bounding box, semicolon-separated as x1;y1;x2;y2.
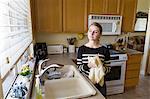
5;58;36;99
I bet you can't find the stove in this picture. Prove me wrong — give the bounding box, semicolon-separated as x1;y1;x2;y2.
106;49;127;95
109;49;127;62
109;49;124;54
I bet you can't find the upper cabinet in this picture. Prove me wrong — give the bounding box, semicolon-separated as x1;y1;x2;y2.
35;0;63;33
63;0;88;33
106;0;121;14
120;0;138;32
32;0;137;33
34;0;87;33
89;0;106;14
89;0;121;15
89;0;137;32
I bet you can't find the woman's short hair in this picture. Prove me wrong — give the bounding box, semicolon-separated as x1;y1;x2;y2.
90;22;102;34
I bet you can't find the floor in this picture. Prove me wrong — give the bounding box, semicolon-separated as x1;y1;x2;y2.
107;75;150;99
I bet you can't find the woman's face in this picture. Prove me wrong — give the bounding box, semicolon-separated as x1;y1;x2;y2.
87;25;101;41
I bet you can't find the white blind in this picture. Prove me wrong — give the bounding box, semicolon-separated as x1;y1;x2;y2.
0;0;32;78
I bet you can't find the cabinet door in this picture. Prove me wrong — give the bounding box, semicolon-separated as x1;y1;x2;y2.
125;78;139;87
30;0;36;34
35;0;63;33
89;0;106;14
106;0;121;14
146;55;150;75
89;0;120;15
63;0;88;33
121;0;137;32
125;53;142;88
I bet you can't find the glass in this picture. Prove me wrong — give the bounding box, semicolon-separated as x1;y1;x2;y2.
105;66;121;81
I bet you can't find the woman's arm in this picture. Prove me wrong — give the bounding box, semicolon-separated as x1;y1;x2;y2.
103;48;111;74
77;47;89;76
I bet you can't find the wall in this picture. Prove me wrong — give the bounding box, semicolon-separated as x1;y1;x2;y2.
137;0;149;12
35;32;118;47
136;0;150;75
141;8;150;75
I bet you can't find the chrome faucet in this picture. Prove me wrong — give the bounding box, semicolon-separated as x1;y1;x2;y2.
38;59;49;74
35;59;62;97
37;64;61;78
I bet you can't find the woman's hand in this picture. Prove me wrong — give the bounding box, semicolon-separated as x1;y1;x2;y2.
88;54;103;68
87;56;98;68
88;62;97;68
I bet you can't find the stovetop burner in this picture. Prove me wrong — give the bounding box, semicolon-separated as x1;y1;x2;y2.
109;49;125;55
109;49;127;61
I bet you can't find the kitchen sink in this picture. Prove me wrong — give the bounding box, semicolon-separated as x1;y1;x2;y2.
43;65;96;99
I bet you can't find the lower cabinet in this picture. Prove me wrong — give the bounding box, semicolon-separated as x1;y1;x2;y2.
125;53;142;88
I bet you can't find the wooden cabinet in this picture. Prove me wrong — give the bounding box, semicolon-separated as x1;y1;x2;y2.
34;0;87;33
89;0;121;15
30;0;37;40
33;0;137;33
89;0;137;32
120;0;138;32
125;53;142;88
106;0;121;14
146;49;150;75
89;0;106;14
63;0;88;33
35;0;63;33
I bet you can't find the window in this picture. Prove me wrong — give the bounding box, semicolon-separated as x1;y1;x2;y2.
0;0;33;98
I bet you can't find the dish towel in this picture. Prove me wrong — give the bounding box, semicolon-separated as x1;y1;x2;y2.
88;56;105;86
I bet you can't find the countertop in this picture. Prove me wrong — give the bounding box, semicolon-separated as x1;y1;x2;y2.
118;48;143;55
6;58;36;99
31;53;105;99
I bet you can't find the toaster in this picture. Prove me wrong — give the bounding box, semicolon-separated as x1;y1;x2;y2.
47;45;63;54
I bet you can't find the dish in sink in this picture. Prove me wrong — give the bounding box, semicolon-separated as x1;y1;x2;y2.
40;65;75;84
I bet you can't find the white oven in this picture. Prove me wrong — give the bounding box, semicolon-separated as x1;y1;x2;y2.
106;50;127;95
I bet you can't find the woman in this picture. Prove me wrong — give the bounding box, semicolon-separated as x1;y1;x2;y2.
77;22;110;97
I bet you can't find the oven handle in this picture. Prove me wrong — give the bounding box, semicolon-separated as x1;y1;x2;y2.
107;61;126;67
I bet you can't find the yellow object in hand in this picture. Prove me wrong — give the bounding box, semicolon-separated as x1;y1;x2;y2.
88;55;105;86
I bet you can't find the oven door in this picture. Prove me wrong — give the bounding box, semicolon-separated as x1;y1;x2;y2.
106;61;126;86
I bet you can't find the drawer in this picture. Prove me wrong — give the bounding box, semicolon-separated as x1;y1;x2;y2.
125;78;139;87
125;70;140;79
126;64;141;70
127;54;142;64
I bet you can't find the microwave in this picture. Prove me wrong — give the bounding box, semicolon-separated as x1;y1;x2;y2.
88;15;122;35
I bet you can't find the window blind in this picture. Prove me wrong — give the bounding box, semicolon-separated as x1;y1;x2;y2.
0;0;32;78
0;0;33;98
